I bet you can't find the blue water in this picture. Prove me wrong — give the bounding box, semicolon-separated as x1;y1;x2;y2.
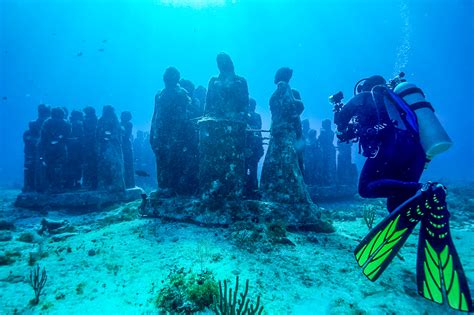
0;0;473;185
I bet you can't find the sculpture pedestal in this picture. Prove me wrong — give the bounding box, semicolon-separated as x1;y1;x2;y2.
14;187;143;211
198;118;246;200
147;192;334;233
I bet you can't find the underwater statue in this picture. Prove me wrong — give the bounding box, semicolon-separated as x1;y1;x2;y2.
180;78;200;194
193;85;207;115
39;107;71;193
82;106;98;190
22;121;39;192
336;141;357;187
318;119;337;186
97;105;125;192
66;110;84;190
260;67;311;204
121;111;135;189
334;74;472;312
133;130;156;188
303;128;322;186
244;98;264;199
32;104;51;192
199;53;249;200
150;67;190;196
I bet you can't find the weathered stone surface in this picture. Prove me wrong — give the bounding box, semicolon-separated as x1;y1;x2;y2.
261;81;310;204
97;105;125;192
198;118;246;200
148;193;334;232
14;187;143;210
198;53;249;201
150;67;190;195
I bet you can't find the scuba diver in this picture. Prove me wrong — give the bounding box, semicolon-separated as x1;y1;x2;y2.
331;74;472;312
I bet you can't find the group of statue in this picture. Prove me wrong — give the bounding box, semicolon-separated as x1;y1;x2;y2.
150;53;358;204
302;119;358;188
22;104;138;193
22;53;357;204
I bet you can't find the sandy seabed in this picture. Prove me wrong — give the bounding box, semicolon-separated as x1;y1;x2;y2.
0;187;473;315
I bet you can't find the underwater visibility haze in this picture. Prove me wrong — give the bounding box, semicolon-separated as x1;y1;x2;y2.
0;0;473;314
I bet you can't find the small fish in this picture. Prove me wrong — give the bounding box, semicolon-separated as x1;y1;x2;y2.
102;39;108;43
105;131;112;135
51;140;59;145
77;52;83;57
2;96;7;101
98;48;105;52
135;170;150;177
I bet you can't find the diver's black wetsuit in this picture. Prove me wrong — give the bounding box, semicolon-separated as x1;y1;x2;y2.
335;90;425;212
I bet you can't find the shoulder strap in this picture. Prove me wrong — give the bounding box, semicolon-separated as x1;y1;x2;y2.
387;89;419;134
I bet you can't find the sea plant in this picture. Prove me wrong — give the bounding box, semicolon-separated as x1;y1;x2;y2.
363;205;376;230
28;264;48;305
212;276;263;315
156;266;218;313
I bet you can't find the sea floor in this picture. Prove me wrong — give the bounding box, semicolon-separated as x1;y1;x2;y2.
0;186;473;315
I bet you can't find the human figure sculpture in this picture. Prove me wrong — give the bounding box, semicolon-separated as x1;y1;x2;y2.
194;85;207;115
33;104;51;192
199;53;249;200
121;111;135;189
150;67;190;195
244;98;264;199
97;105;125;192
39;107;71;192
304;129;322;186
66;110;84;190
336;141;358;187
260;67;311;204
82;106;98;190
319;119;337;186
23;121;39;192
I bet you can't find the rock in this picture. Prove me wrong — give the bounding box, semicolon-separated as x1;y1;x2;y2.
0;231;12;242
88;249;96;256
0;220;15;230
18;232;36;243
40;218;75;235
51;233;78;242
0;251;20;266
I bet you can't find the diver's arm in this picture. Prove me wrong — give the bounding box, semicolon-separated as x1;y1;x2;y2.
334;93;366;131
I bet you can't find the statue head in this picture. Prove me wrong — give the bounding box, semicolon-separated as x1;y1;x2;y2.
163;67;180;88
179;79;195;96
216;53;234;74
83;106;96;117
121;111;132;122
70;110;84;122
102;105;116;118
308;129;317;140
274;67;293;84
322;119;332;130
37;104;51;119
51;107;65;120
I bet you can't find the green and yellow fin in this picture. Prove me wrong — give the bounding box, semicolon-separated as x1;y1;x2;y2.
416;188;473;313
354;191;424;281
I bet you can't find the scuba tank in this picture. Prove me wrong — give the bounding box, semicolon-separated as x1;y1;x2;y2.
393;81;452;160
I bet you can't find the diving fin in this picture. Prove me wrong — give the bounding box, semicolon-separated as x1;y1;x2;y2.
354;189;426;281
416;184;474;312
